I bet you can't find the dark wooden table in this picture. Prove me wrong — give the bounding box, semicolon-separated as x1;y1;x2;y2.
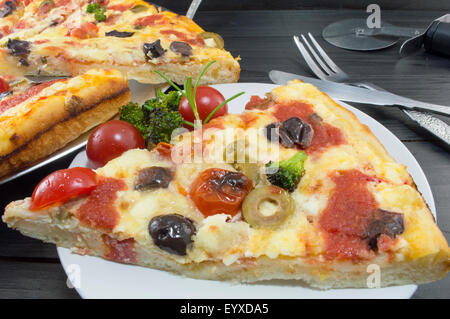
1;8;449;299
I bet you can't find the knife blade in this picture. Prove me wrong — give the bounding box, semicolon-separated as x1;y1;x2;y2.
269;70;450;117
269;70;450;146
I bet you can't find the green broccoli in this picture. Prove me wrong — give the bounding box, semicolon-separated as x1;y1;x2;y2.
266;151;307;192
119;102;149;137
145;105;183;147
119;90;183;148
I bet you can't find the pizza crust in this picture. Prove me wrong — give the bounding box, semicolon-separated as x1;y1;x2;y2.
4;199;449;289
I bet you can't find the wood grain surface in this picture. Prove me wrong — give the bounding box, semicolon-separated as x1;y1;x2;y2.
0;7;449;299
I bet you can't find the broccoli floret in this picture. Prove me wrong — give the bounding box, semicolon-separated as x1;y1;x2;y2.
119;102;149;137
266;151;307;192
146;107;183;146
156;89;182;112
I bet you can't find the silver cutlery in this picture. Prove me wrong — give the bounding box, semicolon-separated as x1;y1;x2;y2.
287;33;450;146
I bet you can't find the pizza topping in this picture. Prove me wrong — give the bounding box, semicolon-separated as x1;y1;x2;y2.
189;168;253;217
107;3;132;11
134;14;164;27
169;41;192;57
75;177;126;231
68;22;99;39
319;170;379;261
29;167;99;211
0;79;63;115
38;0;55;15
0;1;15;18
134;166;173;191
199;32;224;49
143;39;165;59
6;39;30;56
105;30;134;38
86;3;106;22
245;95;273;110
266;151;307;193
364;209;404;250
242;185;294;228
129;4;147;13
0;77;10;94
148;214;196;256
281;117;314;148
273;103;345;154
103;235;137;264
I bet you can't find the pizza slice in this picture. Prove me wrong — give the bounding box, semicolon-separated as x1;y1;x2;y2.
0;68;129;178
0;0;240;84
3;80;449;289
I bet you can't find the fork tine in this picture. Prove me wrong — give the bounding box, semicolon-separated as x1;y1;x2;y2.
307;32;345;74
300;34;334;76
293;35;328;81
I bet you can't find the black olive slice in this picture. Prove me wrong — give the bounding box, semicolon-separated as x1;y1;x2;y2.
135;166;173;191
7;39;31;56
105;30;135;38
169;41;192;56
264;122;280;143
0;1;16;18
143;39;165;59
148;214;196;255
18;58;29;66
278;126;295;148
364;209;404;250
281;116;314;149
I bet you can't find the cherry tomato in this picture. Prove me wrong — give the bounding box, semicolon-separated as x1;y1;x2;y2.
0;77;10;94
86;120;145;168
30;167;98;211
189;168;252;217
179;86;228;128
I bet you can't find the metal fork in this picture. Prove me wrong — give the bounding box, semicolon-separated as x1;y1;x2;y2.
294;33;450;147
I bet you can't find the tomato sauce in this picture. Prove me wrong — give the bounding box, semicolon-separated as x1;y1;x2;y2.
0;79;65;115
272;102;345;154
244;95;273;110
160;29;204;46
107;3;132;11
134;14;164;27
75;178;126;232
319;170;379;261
103;235;137;264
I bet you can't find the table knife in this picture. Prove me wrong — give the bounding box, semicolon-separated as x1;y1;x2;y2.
269;70;450;147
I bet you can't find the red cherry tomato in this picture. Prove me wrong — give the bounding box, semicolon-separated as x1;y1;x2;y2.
30;167;98;211
189;168;252;217
179;86;228;128
0;77;10;93
87;120;145;168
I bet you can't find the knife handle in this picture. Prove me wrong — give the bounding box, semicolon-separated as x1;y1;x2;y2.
403;110;450;147
424;20;450;57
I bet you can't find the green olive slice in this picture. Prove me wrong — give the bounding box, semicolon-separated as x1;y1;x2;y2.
130;4;148;13
199;32;224;49
242;185;294;228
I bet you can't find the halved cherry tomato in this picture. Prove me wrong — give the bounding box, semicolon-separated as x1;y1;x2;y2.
30;167;98;211
0;77;10;94
189;168;252;217
179;86;228;129
68;22;99;39
86;120;145;169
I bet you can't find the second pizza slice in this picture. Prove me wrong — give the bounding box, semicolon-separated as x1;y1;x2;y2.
0;0;240;84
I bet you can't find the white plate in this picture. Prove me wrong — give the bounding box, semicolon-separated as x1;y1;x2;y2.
58;83;434;299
